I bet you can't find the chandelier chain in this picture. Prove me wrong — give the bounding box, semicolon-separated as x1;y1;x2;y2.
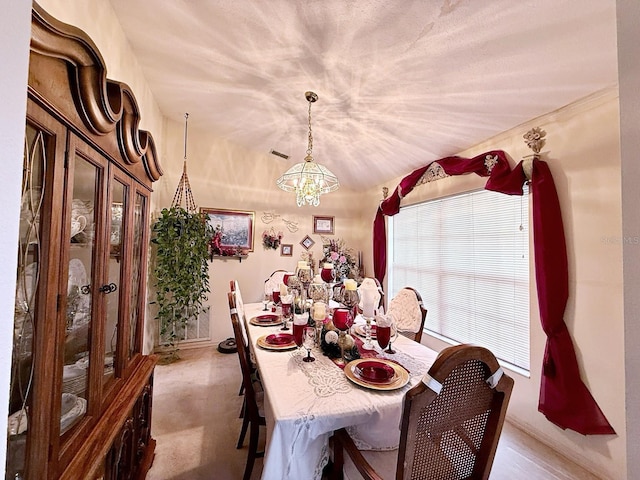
307;100;313;158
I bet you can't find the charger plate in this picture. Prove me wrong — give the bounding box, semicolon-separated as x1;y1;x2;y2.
344;358;410;391
249;313;283;327
257;333;297;351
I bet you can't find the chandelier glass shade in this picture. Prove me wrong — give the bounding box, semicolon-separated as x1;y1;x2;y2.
276;92;339;207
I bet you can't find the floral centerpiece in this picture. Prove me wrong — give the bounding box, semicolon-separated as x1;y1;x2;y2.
262;228;283;250
321;237;357;280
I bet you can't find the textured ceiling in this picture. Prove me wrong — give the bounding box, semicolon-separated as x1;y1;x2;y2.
108;0;618;191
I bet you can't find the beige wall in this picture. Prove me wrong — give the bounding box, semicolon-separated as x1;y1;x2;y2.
366;88;625;479
155;117;370;344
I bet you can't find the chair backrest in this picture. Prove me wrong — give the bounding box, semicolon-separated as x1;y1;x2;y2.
388;287;427;343
264;269;288;296
397;344;514;480
227;291;261;418
230;279;249;347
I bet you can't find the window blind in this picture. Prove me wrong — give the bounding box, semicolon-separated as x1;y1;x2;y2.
389;187;530;371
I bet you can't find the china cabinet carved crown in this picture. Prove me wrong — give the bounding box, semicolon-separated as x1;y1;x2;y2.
7;4;163;479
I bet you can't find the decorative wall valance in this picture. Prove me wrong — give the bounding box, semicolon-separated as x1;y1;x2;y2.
373;146;615;435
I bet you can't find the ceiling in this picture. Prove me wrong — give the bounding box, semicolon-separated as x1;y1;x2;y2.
108;0;618;191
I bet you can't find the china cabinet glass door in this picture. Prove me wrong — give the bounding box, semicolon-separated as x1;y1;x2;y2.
129;191;147;359
104;180;126;388
6;124;47;479
62;153;100;433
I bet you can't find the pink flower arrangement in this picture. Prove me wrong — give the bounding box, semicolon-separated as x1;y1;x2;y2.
322;237;357;280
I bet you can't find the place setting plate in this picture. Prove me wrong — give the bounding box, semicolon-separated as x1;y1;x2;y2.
249;313;283;327
257;332;297;351
344;358;410;391
352;324;377;339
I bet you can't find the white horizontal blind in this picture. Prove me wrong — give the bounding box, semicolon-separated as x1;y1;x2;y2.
390;187;530;371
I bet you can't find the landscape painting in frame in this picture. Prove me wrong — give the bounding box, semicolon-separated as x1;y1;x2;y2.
201;207;255;252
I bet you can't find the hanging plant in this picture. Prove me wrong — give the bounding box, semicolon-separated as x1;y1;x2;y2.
151;206;214;360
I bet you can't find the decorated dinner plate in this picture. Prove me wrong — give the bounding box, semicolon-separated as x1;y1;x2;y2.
257;333;297;351
344;358;410;391
353;324;377;339
249;313;283;327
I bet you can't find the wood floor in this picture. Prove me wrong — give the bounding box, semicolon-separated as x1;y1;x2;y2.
147;346;601;480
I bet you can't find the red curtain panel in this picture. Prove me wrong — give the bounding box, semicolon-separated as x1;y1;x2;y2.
373;151;614;435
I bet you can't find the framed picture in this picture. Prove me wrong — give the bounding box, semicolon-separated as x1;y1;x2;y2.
313;215;334;235
280;244;293;256
300;235;315;250
200;207;255;252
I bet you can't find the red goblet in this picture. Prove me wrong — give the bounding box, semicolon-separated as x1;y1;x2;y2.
332;308;352;331
376;326;391;350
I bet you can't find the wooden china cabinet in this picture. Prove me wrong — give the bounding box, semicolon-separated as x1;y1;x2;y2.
7;4;163;479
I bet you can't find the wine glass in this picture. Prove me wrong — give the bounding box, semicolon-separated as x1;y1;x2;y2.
341;288;359;328
281;296;293;331
386;323;399;354
377;324;391;350
272;288;281;307
302;327;316;362
293;313;307;348
320;263;335;283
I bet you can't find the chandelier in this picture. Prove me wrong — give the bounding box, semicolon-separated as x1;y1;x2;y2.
276;91;339;207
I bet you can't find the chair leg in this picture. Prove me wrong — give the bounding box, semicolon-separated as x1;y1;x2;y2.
329;435;344;480
243;420;260;480
237;413;250;449
239;396;246;418
238;381;244;396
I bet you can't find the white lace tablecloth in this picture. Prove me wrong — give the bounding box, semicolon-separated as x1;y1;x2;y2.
243;303;439;480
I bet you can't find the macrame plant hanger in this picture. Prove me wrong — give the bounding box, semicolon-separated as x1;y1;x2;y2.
171;113;197;212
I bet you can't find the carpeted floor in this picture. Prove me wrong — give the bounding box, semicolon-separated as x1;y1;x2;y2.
147;346;264;480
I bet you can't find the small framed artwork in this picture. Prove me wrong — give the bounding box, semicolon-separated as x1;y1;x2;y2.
300;235;315;250
313;215;334;235
280;244;293;257
200;207;255;252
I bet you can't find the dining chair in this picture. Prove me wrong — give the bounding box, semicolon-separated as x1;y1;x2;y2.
228;290;266;480
330;344;514;480
230;279;251;396
264;269;288;296
387;287;427;343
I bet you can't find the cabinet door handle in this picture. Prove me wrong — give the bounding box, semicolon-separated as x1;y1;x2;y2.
99;283;118;294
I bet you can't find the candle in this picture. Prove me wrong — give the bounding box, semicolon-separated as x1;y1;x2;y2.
279;282;288;296
297;260;308;269
323;263;333;269
313;302;326;321
344;279;357;291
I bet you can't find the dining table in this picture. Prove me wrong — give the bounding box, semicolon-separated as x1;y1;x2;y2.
242;301;439;480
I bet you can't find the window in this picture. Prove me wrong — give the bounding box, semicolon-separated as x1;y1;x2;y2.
389;187;530;372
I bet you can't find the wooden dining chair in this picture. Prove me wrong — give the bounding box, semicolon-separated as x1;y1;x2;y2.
330;344;514;480
228;290;266;480
230;279;251;396
387;287;427;343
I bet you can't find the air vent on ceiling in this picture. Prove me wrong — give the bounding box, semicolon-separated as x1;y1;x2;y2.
270;150;289;159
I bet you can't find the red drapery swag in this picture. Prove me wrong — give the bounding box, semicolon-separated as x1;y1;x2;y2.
373;150;614;435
